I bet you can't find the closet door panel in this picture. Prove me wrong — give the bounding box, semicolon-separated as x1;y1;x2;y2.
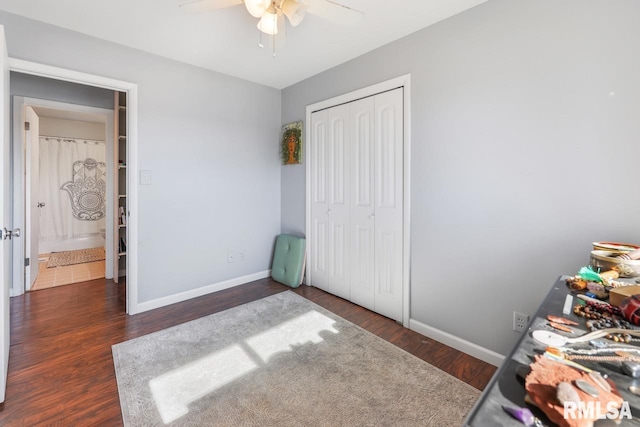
349;97;375;310
312;218;328;277
312;115;328;206
373;88;403;322
310;110;330;292
327;105;350;299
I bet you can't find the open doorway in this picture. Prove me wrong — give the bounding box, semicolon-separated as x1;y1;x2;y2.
12;93;117;294
26;105;110;290
7;59;138;314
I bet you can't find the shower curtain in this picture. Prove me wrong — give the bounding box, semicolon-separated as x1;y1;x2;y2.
39;137;107;243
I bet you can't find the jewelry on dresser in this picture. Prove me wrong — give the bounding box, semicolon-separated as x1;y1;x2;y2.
549;322;574;333
574;300;623;318
575;379;600;397
573;302;637;342
588;371;611;393
555;346;640;356
502;405;545;427
532;328;640;347
546;347;640;363
547;315;579;326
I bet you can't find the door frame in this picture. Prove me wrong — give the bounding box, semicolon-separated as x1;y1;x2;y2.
11;97;115;293
8;58;140;315
304;74;411;327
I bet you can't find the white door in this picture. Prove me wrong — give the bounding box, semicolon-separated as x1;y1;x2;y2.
25;106;40;289
310;88;404;322
311;105;351;299
326;104;350;300
0;24;11;403
310;109;329;292
349;96;375;310
373;88;404;321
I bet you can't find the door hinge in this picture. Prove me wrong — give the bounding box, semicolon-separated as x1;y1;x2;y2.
25;257;30;267
24;122;30;131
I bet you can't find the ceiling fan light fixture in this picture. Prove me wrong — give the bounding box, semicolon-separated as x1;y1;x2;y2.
244;0;271;18
281;0;306;27
257;10;278;35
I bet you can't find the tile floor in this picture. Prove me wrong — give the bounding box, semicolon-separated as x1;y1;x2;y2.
31;253;106;291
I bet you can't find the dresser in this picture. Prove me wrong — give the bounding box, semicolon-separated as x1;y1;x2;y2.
464;277;640;426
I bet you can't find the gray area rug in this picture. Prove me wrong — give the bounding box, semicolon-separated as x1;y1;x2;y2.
112;291;480;426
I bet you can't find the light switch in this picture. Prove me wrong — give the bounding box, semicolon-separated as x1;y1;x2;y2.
140;170;152;185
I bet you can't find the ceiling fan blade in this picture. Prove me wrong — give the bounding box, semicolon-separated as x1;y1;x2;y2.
304;0;363;26
179;0;243;14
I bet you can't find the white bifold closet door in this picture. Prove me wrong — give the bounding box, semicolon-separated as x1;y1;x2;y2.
311;88;403;321
310;103;351;300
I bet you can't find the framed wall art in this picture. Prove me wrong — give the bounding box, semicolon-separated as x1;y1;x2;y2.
281;121;303;165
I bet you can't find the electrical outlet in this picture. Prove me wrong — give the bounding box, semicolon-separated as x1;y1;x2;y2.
239;249;246;261
513;311;529;333
227;252;235;263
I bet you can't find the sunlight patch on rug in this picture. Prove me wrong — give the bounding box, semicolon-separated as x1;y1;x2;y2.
245;310;339;363
150;344;259;424
148;310;339;424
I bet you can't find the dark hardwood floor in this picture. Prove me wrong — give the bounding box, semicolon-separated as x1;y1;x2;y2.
0;277;496;426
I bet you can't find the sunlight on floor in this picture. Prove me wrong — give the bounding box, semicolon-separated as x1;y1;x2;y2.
149;310;339;424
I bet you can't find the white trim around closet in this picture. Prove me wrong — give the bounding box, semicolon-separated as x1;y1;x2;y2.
304;74;411;327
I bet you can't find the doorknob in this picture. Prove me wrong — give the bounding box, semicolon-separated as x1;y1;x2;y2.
2;227;20;240
368;213;375;219
37;202;46;208
327;209;332;215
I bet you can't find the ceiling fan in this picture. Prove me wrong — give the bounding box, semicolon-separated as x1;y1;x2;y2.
179;0;363;55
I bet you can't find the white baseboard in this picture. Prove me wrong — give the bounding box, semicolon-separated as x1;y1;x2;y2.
409;318;504;367
134;270;271;314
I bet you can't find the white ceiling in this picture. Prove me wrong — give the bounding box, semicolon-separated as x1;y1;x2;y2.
31;106;106;124
0;0;486;89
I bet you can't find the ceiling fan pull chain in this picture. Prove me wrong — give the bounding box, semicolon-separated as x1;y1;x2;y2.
258;29;264;49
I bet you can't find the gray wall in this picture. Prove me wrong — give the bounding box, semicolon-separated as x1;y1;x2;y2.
39;117;105;140
281;0;640;355
0;11;281;304
11;72;114;109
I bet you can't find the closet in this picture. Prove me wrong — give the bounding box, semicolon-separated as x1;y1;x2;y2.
310;88;404;322
113;91;127;282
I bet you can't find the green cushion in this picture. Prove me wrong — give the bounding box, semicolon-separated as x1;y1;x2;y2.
271;234;306;288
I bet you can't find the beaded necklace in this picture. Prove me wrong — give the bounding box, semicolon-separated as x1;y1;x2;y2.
547;347;640;362
558;346;640;356
573;301;636;343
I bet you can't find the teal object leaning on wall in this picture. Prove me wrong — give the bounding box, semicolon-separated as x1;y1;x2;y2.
271;234;306;288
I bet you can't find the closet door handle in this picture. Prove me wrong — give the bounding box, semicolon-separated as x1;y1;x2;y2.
327;209;332;215
368;213;375;219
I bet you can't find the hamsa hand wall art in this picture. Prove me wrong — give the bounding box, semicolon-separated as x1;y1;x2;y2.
61;157;107;221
